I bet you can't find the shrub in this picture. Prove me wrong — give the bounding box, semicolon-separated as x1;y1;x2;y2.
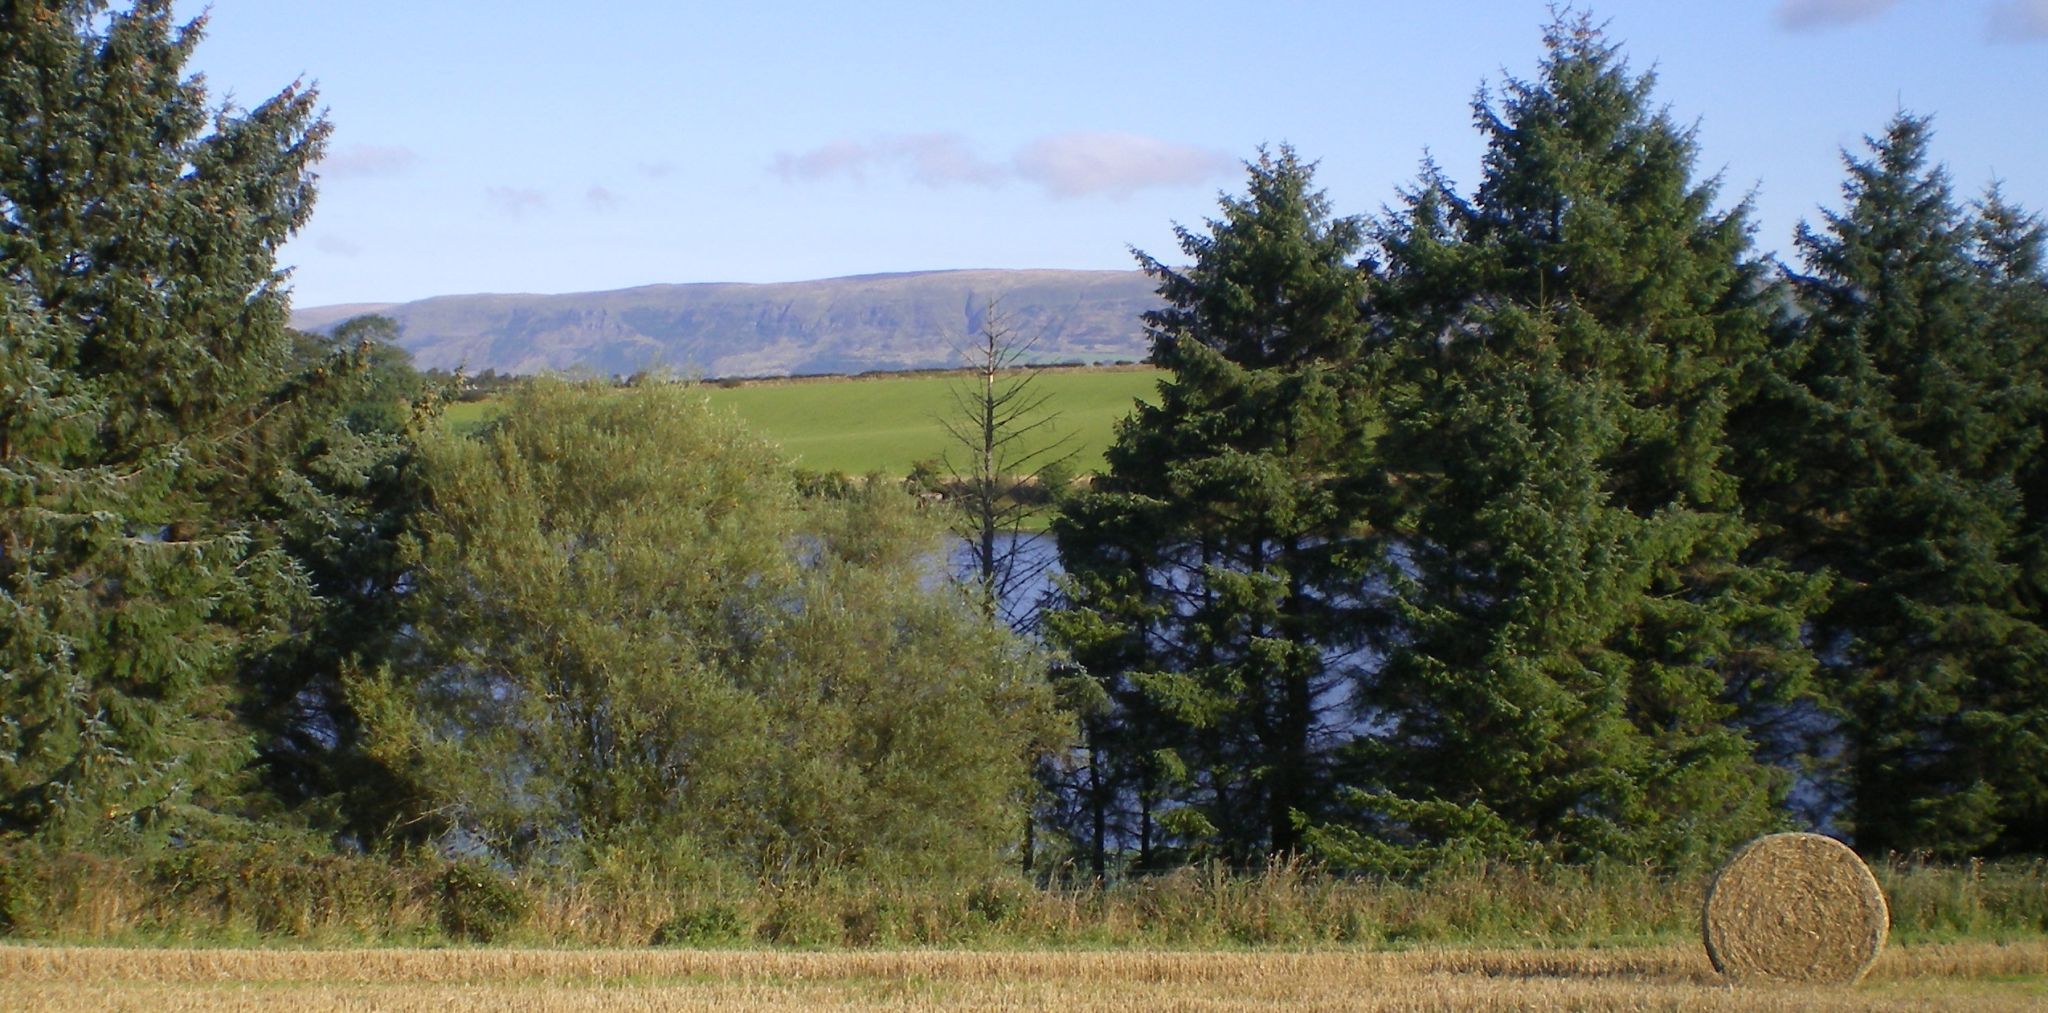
651;902;750;946
438;863;528;942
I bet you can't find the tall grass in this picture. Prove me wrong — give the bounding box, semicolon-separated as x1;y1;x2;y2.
2;843;2041;949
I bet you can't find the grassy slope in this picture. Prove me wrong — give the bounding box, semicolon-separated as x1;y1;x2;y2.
443;367;1164;476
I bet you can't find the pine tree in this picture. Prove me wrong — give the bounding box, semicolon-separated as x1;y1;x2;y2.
1351;14;1817;868
1046;147;1382;865
1735;116;2048;855
0;0;330;847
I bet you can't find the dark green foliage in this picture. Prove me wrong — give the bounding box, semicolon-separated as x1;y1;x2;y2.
1048;147;1382;869
1297;791;1544;878
1734;116;2048;856
309;314;427;433
242;316;432;844
1352;14;1818;868
0;1;333;847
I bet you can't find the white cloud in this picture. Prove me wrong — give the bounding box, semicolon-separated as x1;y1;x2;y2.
485;186;547;217
1988;0;2048;40
318;144;420;178
1012;132;1236;200
1776;0;1900;30
772;131;1233;200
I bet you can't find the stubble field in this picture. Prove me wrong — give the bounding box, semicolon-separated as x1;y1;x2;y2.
4;940;2044;1011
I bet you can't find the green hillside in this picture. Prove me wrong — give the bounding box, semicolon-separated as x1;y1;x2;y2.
442;367;1163;476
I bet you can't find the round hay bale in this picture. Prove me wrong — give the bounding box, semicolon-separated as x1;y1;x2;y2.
1702;832;1888;985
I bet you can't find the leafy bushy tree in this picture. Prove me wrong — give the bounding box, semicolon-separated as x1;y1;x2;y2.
1048;147;1383;868
1734;116;2048;856
355;378;1065;880
1348;15;1818;869
1;0;332;847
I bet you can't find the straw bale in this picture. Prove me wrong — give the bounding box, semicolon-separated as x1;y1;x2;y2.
1701;832;1888;985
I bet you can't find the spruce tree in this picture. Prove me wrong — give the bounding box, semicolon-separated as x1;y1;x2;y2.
241;318;432;842
1735;116;2048;855
1980;190;2048;854
0;1;331;847
1350;15;1817;868
1047;147;1382;865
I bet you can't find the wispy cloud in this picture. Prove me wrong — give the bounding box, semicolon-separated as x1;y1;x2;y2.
485;186;548;217
1013;132;1238;199
774;138;881;182
1988;0;2048;40
772;131;1234;199
1776;0;1900;30
637;160;678;179
319;144;420;178
585;184;621;210
772;134;1008;187
315;234;362;256
890;133;1010;186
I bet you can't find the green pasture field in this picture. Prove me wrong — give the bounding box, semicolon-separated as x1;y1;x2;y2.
442;367;1164;476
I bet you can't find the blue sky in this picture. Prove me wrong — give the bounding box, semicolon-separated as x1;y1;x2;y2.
171;1;2048;310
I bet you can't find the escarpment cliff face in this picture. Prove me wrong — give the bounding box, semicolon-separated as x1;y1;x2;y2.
291;268;1161;377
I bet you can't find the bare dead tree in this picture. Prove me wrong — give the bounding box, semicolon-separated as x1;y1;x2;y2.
937;299;1078;633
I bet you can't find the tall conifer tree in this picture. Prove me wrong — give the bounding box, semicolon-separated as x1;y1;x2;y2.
1349;14;1817;867
1048;148;1383;865
1734;117;2048;855
1;1;331;846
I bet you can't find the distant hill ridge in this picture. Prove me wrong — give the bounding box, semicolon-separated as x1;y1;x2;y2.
290;268;1162;378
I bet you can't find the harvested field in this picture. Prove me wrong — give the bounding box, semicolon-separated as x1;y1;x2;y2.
3;941;2043;1011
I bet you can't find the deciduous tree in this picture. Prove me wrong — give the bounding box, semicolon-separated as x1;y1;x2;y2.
357;378;1065;879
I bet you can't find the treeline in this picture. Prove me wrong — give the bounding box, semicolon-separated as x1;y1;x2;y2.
1050;17;2048;874
0;1;1055;891
2;0;2044;929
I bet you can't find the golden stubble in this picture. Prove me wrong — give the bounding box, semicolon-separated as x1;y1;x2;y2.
3;941;2043;1012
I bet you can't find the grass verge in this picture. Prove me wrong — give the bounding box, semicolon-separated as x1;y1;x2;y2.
2;845;2041;951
